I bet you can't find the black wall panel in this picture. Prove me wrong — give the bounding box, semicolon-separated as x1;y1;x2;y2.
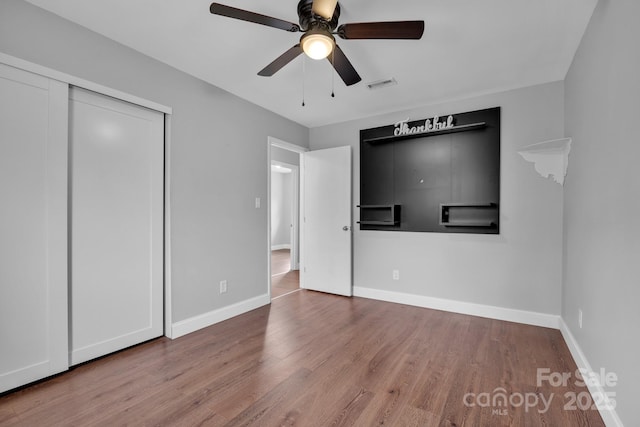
359;107;500;233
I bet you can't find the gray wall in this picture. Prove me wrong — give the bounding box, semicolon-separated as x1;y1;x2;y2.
310;82;565;315
564;0;640;424
0;0;309;322
270;171;292;248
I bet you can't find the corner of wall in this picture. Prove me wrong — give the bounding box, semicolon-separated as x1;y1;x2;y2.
559;319;625;427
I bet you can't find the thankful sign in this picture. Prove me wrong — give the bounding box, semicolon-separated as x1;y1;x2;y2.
393;115;455;137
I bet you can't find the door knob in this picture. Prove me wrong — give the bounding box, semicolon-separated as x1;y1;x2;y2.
343;226;350;231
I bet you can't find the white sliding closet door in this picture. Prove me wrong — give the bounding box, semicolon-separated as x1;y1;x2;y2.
0;64;69;393
69;87;164;365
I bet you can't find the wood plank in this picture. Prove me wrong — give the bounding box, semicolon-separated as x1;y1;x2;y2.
222;367;313;426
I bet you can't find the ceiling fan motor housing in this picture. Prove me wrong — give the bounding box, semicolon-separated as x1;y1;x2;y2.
297;0;340;31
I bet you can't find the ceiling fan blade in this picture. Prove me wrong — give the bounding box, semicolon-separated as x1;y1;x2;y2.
311;0;338;20
210;3;300;32
258;45;304;77
337;21;425;39
327;45;362;86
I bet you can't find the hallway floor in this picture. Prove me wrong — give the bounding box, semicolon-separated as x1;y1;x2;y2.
271;249;299;299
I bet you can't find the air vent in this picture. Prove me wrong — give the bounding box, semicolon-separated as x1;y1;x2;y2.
366;78;398;90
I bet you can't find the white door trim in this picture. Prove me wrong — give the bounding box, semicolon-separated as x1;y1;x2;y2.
269;137;308;154
163;115;173;338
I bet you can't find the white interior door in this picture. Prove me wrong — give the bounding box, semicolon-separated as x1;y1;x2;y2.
302;146;352;296
69;87;164;365
0;64;69;392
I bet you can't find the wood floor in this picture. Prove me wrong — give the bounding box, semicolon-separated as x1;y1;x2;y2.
271;249;299;299
0;291;604;426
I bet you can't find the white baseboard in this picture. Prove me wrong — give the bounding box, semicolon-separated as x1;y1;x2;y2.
559;320;624;427
170;294;270;339
271;244;291;251
353;286;560;329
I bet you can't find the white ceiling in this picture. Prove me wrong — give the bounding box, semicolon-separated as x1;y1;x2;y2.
24;0;597;128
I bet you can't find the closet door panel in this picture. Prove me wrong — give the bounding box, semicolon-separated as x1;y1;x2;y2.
0;64;68;393
69;88;163;365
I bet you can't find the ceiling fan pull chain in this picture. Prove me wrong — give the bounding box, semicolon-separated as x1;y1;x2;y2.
331;49;335;98
302;55;306;107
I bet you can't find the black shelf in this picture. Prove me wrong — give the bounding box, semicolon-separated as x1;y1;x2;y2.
359;221;397;225
439;203;498;228
363;122;486;144
358;205;400;226
443;221;496;227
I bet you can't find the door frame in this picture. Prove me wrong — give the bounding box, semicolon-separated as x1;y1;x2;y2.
267;137;308;298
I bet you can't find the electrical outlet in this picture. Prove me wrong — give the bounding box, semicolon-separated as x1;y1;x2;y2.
255;197;261;209
392;269;400;280
578;309;583;329
220;280;228;294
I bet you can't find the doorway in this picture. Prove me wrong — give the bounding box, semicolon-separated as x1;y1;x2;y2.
268;137;306;299
271;160;299;298
268;138;353;299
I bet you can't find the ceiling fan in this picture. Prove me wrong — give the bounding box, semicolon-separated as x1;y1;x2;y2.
209;0;425;86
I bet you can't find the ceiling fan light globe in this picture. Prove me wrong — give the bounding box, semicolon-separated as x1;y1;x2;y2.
301;33;335;60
